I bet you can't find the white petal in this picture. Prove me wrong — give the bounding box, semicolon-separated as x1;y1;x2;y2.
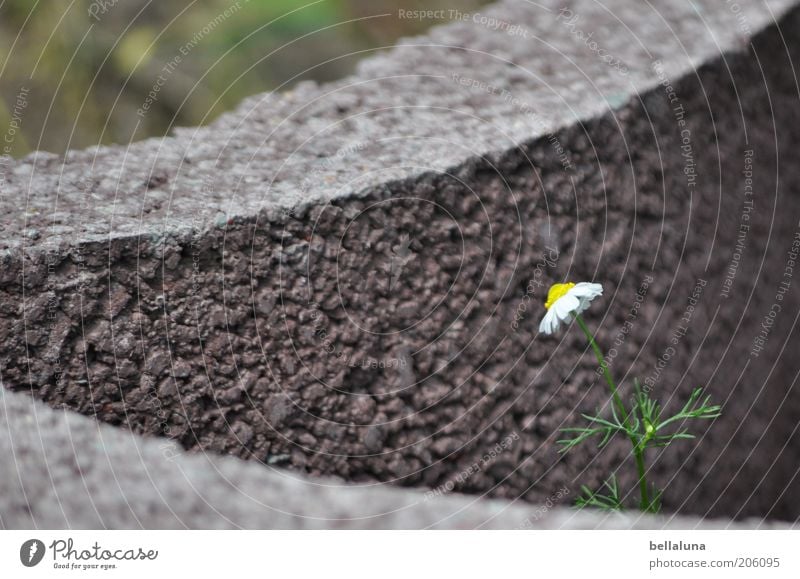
569;282;603;299
539;308;560;335
552;294;580;320
568;283;603;314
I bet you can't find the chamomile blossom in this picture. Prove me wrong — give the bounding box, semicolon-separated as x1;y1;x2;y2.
537;278;720;513
538;282;604;335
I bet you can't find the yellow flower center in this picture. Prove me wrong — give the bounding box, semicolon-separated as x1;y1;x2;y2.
544;282;575;310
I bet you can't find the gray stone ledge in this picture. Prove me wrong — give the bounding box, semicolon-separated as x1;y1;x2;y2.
0;0;794;252
1;387;793;529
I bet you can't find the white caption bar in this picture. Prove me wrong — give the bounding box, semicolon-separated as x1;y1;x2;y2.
1;530;797;577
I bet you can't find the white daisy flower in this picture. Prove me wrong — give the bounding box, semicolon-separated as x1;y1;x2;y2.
539;282;604;335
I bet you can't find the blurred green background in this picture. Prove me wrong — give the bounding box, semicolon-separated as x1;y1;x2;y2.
0;0;488;157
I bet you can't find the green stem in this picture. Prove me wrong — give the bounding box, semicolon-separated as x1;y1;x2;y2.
573;313;651;511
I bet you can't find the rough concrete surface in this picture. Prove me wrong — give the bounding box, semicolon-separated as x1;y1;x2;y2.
1;387;792;529
2;0;800;528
